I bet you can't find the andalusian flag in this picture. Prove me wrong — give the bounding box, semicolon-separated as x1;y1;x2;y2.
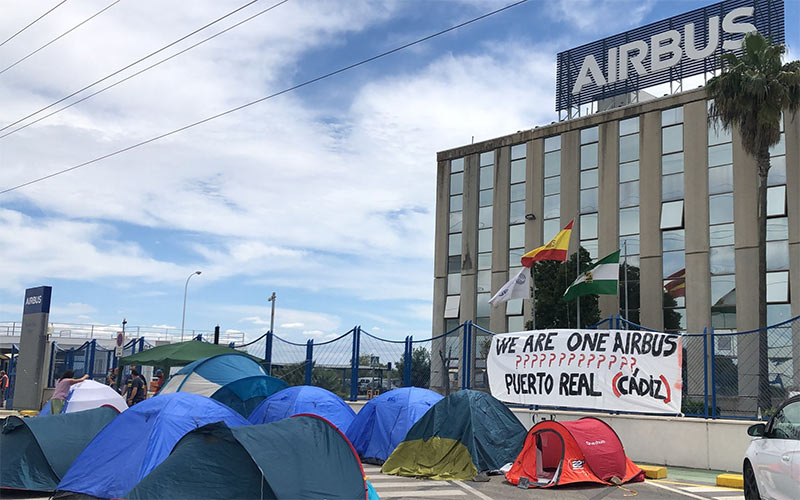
562;250;620;302
520;220;573;267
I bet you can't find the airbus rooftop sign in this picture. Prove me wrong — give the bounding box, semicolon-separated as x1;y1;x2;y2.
555;0;785;112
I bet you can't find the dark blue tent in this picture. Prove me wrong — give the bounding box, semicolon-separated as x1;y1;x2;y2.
211;375;288;417
57;392;248;499
0;406;118;491
346;387;442;464
126;415;368;500
248;385;356;432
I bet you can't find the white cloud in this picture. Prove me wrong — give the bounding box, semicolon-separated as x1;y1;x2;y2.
548;0;657;33
281;322;304;329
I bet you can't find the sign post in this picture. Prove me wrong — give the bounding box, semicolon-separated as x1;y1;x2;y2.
13;286;53;410
115;332;124;358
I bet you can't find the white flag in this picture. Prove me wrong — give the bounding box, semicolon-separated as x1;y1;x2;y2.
488;267;531;306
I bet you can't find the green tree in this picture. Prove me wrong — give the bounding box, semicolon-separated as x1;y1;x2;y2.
707;33;800;409
396;347;431;388
528;247;600;329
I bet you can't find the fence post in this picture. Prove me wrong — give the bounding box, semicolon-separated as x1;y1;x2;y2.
304;339;313;385
702;328;709;418
350;327;360;401
88;339;97;379
265;330;273;375
403;336;412;387
461;322;471;390
47;342;56;387
710;327;717;419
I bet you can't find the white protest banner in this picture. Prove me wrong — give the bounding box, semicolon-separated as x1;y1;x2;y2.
487;329;682;414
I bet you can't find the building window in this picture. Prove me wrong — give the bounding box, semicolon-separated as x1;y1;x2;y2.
618;117;640;323
662;107;685;332
446;157;464;327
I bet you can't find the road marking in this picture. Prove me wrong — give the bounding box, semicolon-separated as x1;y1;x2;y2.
369;481;451;488
452;480;496;500
649;480;709;499
713;496;744;500
378;489;467;498
685;486;733;493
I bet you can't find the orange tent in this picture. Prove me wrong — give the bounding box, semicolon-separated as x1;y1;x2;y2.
506;417;644;488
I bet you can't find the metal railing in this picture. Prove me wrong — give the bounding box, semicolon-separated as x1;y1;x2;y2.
0;321;245;344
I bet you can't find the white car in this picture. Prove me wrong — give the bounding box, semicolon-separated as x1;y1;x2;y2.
744;395;800;500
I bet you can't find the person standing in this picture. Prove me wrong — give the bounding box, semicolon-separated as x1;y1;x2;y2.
106;368;119;392
126;368;146;406
0;370;9;408
50;370;88;414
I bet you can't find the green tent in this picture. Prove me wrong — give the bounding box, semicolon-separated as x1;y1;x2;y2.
382;389;527;480
0;406;118;491
119;340;260;367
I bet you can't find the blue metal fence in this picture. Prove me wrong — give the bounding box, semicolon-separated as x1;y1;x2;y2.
7;313;796;420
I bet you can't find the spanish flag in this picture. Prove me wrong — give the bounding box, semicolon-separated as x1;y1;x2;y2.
520;220;573;267
665;268;686;298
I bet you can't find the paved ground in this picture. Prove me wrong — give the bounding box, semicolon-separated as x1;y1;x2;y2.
364;462;745;500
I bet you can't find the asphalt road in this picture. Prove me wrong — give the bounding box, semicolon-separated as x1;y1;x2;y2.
364;463;746;500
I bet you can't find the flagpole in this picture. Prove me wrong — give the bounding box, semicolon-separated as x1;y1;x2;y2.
531;269;536;330
576;250;581;329
623;240;629;321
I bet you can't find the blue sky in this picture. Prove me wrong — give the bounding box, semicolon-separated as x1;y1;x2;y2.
1;0;797;343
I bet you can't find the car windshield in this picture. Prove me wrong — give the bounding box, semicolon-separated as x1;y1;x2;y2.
770;401;800;440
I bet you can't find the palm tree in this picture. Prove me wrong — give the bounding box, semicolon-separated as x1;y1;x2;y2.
707;32;800;411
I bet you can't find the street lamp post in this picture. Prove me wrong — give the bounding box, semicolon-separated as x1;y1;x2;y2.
181;271;202;339
267;292;276;334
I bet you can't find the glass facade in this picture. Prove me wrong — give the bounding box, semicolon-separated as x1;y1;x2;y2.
475;151;494;330
618;117;640;324
445;157;464;329
708;102;736;331
543;136;561;241
507;143;526;332
767;114;791;328
579;127;599;260
661;107;686;332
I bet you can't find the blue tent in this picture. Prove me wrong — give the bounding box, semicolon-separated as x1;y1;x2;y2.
57;392;248;499
0;406;118;491
158;352;267;396
248;385;356;432
211;375;288;417
127;416;368;500
346;387;442;464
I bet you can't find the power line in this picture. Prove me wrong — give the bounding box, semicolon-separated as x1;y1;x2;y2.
0;0;267;135
0;0;69;48
0;0;529;196
0;0;290;140
0;1;122;78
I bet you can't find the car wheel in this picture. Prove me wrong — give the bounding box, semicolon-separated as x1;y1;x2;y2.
743;461;761;500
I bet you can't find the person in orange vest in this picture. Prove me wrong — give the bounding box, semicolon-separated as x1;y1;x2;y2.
0;370;9;408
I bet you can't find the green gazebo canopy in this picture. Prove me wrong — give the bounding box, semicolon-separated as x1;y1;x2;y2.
120;340;259;367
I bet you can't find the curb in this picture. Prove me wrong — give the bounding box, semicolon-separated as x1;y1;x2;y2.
638;464;667;479
716;473;743;489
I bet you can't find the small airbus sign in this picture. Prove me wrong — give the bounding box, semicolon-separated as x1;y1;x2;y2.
23;286;52;315
556;0;785;111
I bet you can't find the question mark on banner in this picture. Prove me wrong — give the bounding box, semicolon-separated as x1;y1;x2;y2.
530;354;538;368
577;353;586;367
597;354;606;368
524;354;530;368
608;354;617;369
630;357;637;371
559;353;566;366
587;354;596;367
549;353;557;367
540;355;546;367
568;353;576;365
515;355;522;368
620;356;628;370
